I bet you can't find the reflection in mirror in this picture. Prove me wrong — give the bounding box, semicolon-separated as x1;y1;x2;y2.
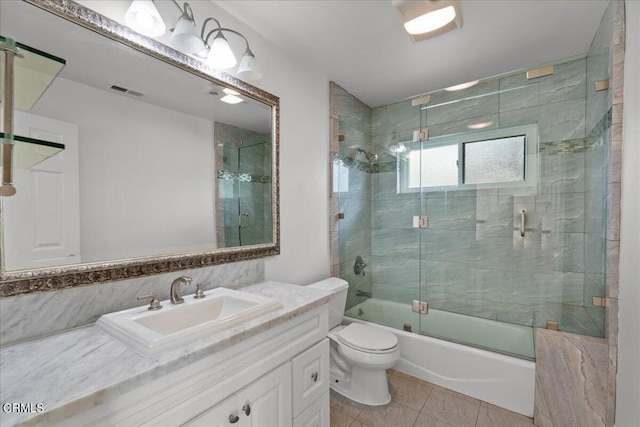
0;0;277;282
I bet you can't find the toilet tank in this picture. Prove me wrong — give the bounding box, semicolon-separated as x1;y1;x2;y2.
307;278;349;329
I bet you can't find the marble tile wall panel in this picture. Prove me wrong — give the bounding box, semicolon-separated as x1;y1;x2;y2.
423;196;477;231
425;94;499;127
534;329;608;427
499;83;540;113
428;113;500;138
371;229;420;259
538;58;587;105
0;259;265;346
339;227;369;265
372;198;420;229
338;120;370;156
539;151;586;193
372;100;420;136
339;196;371;231
330;82;371;133
584;234;606;275
371;282;420;306
498;105;539;129
539;98;587;143
370;255;420;296
537;192;586;233
605;239;619;299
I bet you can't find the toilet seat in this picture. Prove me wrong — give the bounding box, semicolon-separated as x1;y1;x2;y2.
336;323;398;354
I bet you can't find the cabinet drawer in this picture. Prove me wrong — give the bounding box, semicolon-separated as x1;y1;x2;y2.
291;339;329;417
293;391;329;427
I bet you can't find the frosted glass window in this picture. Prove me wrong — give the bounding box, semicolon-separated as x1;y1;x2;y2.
408;144;458;188
464;136;525;184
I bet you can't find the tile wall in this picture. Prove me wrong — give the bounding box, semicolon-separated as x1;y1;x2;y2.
332;52;610;337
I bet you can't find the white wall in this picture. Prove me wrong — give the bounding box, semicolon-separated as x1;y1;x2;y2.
197;2;332;285
616;1;640;425
32;78;217;262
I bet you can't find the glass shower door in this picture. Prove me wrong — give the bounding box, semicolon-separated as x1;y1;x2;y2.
416;88;537;360
237;138;271;246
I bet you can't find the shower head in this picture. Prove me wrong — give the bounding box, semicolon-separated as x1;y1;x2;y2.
356;148;379;165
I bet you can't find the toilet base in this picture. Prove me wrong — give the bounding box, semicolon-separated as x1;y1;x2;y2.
330;365;392;406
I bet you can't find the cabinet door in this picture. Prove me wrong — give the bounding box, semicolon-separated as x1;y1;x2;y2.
291;339;330;417
242;362;292;427
184;394;243;427
293;391;329;427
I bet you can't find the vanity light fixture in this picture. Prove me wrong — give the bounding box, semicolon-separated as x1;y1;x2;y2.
124;0;262;79
445;80;479;91
124;0;166;37
393;0;463;42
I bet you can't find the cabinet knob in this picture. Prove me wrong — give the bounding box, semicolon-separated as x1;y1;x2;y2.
243;404;251;416
229;414;239;424
311;372;318;382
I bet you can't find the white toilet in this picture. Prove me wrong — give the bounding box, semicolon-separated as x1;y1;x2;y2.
309;277;400;406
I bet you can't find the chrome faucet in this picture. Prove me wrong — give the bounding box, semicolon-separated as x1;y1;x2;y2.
170;276;192;304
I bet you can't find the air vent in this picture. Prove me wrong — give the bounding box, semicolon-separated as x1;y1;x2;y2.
110;85;144;97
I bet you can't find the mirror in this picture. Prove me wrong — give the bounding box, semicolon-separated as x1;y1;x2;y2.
0;0;279;296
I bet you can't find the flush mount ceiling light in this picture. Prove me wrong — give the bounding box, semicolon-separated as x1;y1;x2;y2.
221;88;243;104
393;0;463;42
467;121;494;129
445;80;479;91
124;0;262;80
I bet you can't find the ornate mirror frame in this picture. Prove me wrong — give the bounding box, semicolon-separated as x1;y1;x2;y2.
0;0;280;297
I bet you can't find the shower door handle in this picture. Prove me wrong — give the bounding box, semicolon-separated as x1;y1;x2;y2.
520;210;526;237
238;212;249;228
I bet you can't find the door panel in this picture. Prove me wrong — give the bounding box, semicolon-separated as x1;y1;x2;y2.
3;111;80;269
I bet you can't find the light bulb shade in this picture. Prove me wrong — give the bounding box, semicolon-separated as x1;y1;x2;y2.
237;52;263;81
393;0;462;42
124;0;166;37
207;34;237;70
404;5;456;35
171;16;205;54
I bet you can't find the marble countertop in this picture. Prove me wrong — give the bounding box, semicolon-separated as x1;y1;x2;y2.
0;281;330;426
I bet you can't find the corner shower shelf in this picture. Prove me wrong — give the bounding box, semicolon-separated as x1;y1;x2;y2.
0;133;64;169
0;35;66;110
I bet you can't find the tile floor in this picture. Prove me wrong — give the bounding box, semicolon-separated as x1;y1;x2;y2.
330;370;534;427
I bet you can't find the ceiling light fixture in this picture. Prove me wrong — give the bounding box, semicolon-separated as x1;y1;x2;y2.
124;0;262;80
393;0;463;42
445;80;479;91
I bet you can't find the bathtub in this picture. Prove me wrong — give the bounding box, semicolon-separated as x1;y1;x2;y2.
344;298;535;417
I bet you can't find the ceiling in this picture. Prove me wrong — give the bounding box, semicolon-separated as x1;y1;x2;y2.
216;0;609;107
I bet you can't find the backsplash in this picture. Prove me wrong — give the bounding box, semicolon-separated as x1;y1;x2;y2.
0;259;264;346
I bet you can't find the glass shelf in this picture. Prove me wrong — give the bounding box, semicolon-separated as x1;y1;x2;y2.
1;132;64;169
1;35;66;111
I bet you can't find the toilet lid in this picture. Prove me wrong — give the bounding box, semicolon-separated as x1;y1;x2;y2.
337;323;398;352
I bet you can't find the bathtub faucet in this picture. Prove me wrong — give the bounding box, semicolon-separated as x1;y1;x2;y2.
354;255;367;276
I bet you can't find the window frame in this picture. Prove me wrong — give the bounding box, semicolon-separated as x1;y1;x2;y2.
398;124;538;193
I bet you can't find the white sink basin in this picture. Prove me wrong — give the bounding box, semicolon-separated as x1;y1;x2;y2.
96;287;282;356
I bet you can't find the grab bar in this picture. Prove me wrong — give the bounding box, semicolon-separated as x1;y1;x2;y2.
520;210;526;238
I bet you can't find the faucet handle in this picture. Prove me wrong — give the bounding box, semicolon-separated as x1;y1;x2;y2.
194;283;208;299
137;292;162;311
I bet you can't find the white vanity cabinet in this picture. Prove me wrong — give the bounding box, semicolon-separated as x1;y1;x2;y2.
59;305;330;427
186;363;292;427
